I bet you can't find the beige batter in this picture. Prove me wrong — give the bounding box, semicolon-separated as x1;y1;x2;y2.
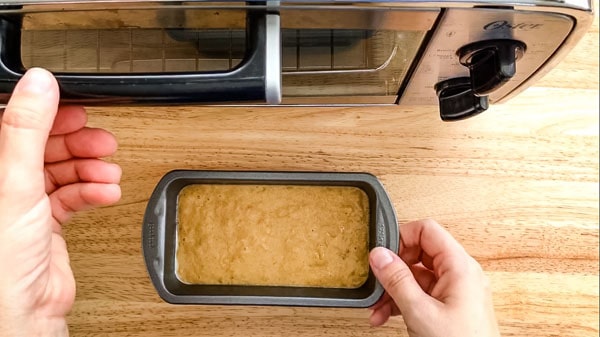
176;184;370;288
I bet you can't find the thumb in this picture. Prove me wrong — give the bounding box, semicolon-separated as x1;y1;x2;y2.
0;68;59;186
370;247;432;316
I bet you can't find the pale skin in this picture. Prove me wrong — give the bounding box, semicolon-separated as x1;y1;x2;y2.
368;219;501;337
0;68;499;336
0;68;121;336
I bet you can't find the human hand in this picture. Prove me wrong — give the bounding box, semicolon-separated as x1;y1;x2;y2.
0;68;121;336
369;219;500;337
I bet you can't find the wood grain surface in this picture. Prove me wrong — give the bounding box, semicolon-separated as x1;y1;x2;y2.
64;6;599;337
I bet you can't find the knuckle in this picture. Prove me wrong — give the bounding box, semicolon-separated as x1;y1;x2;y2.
466;256;493;291
384;266;414;292
2;102;48;130
420;218;439;228
468;256;485;274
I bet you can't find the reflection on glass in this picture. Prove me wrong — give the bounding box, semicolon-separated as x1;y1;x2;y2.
20;7;247;73
18;6;426;101
282;30;425;98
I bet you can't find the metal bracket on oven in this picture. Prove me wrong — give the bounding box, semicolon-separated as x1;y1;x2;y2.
265;13;281;105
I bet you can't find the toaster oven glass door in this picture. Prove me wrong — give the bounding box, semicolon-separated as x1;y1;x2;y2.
13;3;438;104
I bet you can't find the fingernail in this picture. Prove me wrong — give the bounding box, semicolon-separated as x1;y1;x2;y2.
371;247;394;270
15;68;53;95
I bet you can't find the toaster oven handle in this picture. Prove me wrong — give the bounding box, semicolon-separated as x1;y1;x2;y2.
0;11;281;105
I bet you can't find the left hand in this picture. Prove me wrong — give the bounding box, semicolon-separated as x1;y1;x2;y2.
0;68;122;336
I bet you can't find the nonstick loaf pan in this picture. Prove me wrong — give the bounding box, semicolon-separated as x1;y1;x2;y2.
142;170;399;307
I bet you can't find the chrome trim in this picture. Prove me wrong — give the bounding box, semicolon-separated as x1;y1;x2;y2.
495;2;594;102
0;1;591;12
9;5;439;31
265;13;281;105
399;7;586;105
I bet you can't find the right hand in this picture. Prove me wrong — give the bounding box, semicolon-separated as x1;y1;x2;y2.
368;219;500;337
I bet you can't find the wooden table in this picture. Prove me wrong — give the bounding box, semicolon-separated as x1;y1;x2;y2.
65;9;599;337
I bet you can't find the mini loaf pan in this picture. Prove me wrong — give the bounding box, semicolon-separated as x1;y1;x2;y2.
142;170;398;307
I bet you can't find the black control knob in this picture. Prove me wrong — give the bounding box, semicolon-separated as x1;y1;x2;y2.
435;77;489;121
458;39;526;95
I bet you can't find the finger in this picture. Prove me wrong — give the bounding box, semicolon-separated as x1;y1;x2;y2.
49;183;121;224
421;252;434;271
410;264;437;295
45;159;122;194
0;68;58;191
369;292;392;311
50;105;87;135
400;244;435;271
372;294;402;314
369;247;434;318
45;127;118;163
399;219;469;278
369;302;392;327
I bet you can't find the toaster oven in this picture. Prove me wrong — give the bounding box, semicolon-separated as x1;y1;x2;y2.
0;0;594;120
